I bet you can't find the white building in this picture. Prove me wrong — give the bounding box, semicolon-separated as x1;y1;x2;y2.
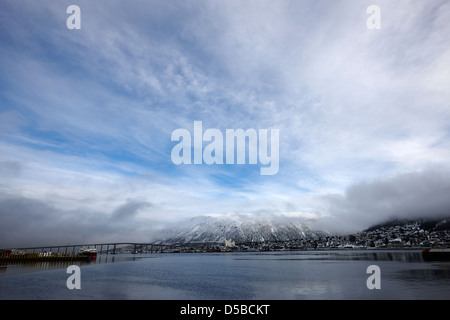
225;240;235;247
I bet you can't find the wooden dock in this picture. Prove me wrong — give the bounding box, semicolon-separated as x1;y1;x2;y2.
0;251;83;263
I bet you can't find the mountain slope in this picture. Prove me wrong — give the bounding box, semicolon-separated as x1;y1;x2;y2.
365;216;450;232
153;214;327;245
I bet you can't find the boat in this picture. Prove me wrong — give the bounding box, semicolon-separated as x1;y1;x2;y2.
422;247;450;261
77;246;98;259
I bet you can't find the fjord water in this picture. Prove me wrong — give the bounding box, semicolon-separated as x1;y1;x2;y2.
0;250;449;300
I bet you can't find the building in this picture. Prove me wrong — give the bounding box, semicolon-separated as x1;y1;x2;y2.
225;240;235;247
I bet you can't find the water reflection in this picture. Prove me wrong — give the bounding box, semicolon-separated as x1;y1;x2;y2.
0;258;95;276
233;250;425;262
321;250;424;262
0;253;154;276
1;251;449;299
0;251;438;277
398;263;450;282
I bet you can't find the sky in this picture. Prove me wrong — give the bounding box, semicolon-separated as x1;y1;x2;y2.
1;0;450;247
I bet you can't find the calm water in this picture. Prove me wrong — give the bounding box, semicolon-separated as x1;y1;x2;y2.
0;250;449;300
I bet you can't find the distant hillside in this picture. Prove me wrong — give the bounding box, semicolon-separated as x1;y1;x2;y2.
152;214;450;246
153;214;327;245
366;216;450;232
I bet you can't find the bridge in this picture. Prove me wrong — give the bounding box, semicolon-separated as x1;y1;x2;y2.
1;240;235;259
3;242;173;255
0;241;237;264
0;242;179;264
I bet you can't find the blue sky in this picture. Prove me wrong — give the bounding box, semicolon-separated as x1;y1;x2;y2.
1;0;450;246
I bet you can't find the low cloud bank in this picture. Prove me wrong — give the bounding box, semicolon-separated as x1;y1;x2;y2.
314;169;450;233
1;169;449;248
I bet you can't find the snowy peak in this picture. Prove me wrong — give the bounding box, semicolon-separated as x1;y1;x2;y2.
155;213;326;245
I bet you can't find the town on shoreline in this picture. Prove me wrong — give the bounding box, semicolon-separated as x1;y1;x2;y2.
2;219;449;256
145;220;450;253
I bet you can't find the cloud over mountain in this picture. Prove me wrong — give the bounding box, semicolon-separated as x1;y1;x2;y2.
314;169;450;233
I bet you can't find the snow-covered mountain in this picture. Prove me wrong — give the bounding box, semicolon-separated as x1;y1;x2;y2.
153;213;327;245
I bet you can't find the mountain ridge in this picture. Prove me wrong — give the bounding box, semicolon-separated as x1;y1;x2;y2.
365;216;450;232
151;213;450;246
153;213;327;245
